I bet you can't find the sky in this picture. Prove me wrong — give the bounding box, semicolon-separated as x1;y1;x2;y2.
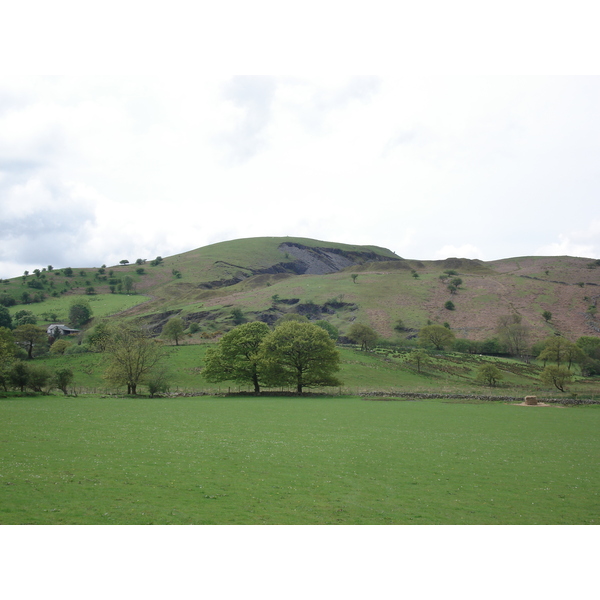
2;3;600;281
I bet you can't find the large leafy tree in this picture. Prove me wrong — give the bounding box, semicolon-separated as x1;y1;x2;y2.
69;299;93;328
203;321;271;393
260;321;342;393
14;324;47;359
418;324;455;350
104;326;168;395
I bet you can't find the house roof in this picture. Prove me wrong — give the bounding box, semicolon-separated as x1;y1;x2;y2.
47;324;80;335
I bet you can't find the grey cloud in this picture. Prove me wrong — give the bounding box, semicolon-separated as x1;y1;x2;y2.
0;174;96;275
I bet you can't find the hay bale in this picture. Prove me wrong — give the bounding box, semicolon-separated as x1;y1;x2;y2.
525;395;538;405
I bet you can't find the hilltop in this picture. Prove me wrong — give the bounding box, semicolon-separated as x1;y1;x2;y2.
4;236;600;344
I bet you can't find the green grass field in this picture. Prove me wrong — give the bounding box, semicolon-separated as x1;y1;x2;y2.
8;293;150;324
1;395;597;524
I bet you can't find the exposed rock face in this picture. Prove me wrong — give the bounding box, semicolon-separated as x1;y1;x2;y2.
197;243;398;289
279;243;397;275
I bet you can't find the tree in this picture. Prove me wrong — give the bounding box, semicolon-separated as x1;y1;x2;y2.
0;306;12;329
538;337;583;370
444;300;455;310
407;349;430;374
14;310;37;326
162;317;185;346
231;308;245;325
351;274;358;284
14;324;47;359
541;365;572;392
542;310;552;322
104;326;169;395
122;276;134;294
69;299;92;328
146;365;171;397
54;368;74;395
260;321;342;393
87;322;114;352
27;364;52;392
476;364;503;387
496;314;529;356
348;323;378;351
7;361;30;391
0;328;17;390
576;336;600;376
418;324;455;350
203;321;271;393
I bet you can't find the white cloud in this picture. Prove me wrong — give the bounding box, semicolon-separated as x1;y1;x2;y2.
1;75;600;278
535;221;600;259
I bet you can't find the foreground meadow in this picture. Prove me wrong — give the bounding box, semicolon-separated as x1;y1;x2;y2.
1;396;598;525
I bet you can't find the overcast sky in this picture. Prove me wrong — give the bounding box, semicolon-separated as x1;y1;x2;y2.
2;3;600;279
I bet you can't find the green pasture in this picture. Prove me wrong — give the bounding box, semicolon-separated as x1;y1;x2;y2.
1;395;598;525
33;343;600;398
9;294;150;324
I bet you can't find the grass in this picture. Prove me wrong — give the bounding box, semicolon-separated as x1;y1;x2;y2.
1;395;598;525
33;342;600;399
8;293;150;324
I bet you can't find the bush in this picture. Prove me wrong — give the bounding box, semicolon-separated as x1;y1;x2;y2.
64;344;91;355
50;339;70;355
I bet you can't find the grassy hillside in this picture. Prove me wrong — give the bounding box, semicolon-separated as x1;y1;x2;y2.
3;237;600;345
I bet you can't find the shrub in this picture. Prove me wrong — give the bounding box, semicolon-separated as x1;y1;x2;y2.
50;339;70;355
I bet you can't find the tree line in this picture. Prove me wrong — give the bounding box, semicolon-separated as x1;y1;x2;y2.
2;294;600;396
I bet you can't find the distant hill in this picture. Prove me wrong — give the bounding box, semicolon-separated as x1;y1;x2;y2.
4;237;600;344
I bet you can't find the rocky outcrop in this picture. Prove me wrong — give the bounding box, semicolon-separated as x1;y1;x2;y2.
279;243;399;275
197;243;398;289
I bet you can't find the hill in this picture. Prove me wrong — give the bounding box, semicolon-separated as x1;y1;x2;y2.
4;237;600;345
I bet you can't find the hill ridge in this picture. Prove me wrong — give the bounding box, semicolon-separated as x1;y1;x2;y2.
4;236;600;344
